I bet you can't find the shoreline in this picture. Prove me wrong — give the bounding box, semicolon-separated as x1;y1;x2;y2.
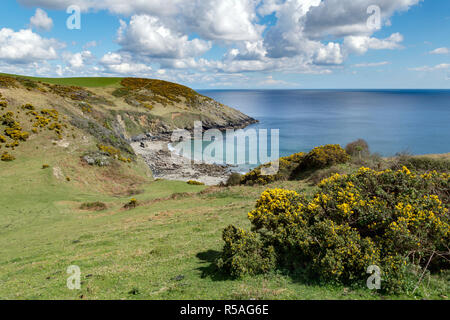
129;118;259;186
131;139;234;186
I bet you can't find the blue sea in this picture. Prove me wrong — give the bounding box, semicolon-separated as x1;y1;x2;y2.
198;89;450;159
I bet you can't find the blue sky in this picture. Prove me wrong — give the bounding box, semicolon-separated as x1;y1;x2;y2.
0;0;449;89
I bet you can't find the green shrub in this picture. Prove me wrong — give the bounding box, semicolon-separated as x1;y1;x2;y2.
241;152;306;186
124;198;138;209
302;144;350;170
217;225;276;278
345;139;370;158
226;172;242;186
187;180;205;186
393;154;450;173
1;152;15;161
80;202;107;211
219;167;450;293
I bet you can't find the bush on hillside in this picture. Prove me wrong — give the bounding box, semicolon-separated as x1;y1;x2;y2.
302;145;350;170
392;154;450;173
80;202;107;211
187;180;205;186
124;198;138;209
226;172;242;186
1;152;15;161
241;152;306;186
345;139;370;158
218;167;450;293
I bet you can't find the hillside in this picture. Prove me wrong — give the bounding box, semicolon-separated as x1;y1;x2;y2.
0;74;448;300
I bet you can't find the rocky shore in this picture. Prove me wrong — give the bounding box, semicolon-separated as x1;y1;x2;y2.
131;138;233;186
129;117;258;186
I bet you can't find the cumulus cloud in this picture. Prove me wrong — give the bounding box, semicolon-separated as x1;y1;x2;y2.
11;0;424;80
303;0;422;38
63;50;94;68
30;8;53;31
185;0;264;42
117;15;211;59
0;28;62;63
344;33;404;55
99;52;152;75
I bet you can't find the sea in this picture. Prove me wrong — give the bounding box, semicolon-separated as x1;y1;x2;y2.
176;89;450;172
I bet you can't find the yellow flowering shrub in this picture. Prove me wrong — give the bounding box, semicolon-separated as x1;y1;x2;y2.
1;151;15;161
187;180;205;186
241;152;306;185
219;166;449;293
302;144;350;169
97;144;121;157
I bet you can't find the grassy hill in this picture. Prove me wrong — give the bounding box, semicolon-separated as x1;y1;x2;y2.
0;73;124;88
0;74;448;300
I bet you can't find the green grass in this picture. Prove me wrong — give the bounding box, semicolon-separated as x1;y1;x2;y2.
0;153;448;300
0;73;123;88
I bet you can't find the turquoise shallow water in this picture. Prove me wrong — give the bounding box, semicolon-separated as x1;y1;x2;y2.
174;90;450;172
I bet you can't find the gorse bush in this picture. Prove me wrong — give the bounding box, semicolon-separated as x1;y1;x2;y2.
301;144;350;170
187;180;205;186
1;152;15;161
217;225;276;278
226;172;242;186
241;145;350;186
218;167;450;293
241;152;306;186
124;198;138;209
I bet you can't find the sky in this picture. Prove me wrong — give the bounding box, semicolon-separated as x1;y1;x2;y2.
0;0;449;89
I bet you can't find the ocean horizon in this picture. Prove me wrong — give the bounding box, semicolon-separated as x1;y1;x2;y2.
197;89;450;163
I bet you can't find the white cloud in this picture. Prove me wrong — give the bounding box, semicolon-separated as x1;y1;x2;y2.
313;42;343;65
303;0;422;38
63;50;94;68
100;52;152;75
225;41;267;61
186;0;264;42
0;28;62;63
344;33;404;55
409;63;450;72
353;61;390;67
429;47;449;55
11;0;424;80
117;15;211;59
258;75;298;87
30;8;53;31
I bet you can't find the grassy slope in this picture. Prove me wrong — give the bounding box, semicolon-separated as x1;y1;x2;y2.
0;73;123;88
1;152;448;300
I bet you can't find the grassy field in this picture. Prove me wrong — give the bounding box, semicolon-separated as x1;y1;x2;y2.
0;73;123;87
1;153;448;300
